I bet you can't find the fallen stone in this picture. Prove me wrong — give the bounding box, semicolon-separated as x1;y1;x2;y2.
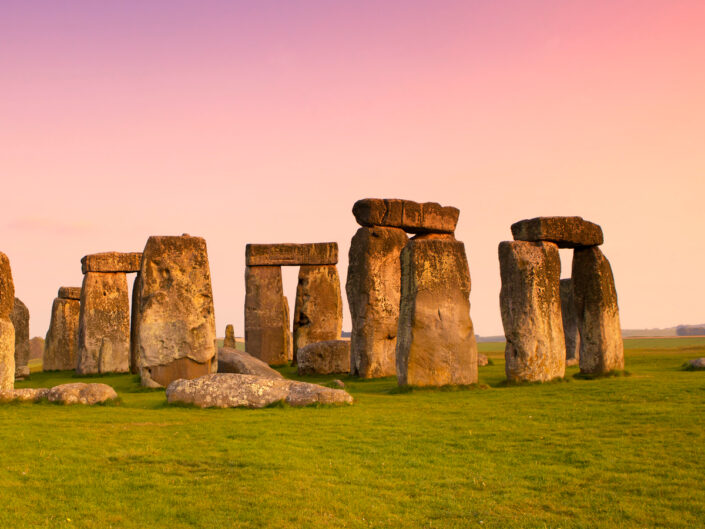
572;246;624;375
297;340;350;375
44;297;80;371
0;388;50;402
560;279;581;364
166;373;353;408
499;241;566;383
687;358;705;370
353;198;459;234
396;238;478;386
58;287;82;300
293;265;343;363
136;235;217;388
245;243;338;266
46;383;118;405
511;217;603;248
80;252;142;273
331;379;345;388
223;324;236;349
10;298;30;379
217;347;283;379
478;353;489;367
347;226;408;378
76;272;130;375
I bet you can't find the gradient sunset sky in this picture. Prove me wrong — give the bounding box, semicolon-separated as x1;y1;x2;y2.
2;0;704;337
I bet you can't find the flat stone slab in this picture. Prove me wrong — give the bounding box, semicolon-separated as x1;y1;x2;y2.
58;286;82;300
217;347;284;379
81;252;142;273
0;383;117;405
353;198;459;234
511;217;603;248
166;373;353;408
246;243;338;266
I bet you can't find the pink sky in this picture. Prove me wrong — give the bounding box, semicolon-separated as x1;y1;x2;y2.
1;0;704;338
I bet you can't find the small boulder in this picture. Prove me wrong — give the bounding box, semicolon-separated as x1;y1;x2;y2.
331;379;345;388
217;347;283;379
46;383;118;405
687;358;705;370
297;340;350;375
478;353;489;367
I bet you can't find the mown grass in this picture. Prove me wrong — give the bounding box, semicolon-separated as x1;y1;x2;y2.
2;338;704;529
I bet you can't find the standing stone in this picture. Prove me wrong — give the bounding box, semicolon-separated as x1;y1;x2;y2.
293;265;343;364
44;293;81;371
347;226;408;378
499;241;566;382
10;298;30;379
136;235;217;388
77;272;130;374
129;273;142;374
396;238;478;386
0;252;15;391
283;296;292;362
224;324;236;349
560;279;581;365
572;246;624;374
245;266;290;366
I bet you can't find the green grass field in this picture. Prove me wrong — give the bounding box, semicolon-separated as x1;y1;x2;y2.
3;338;704;528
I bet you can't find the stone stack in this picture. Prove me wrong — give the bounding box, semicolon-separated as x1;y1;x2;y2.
0;253;15;392
135;235;217;388
499;216;623;379
44;287;81;371
347;198;478;386
76;252;141;375
10;298;30;379
245;243;341;366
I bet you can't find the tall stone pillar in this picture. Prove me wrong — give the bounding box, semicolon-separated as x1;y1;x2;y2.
346;226;408;378
223;324;236;349
10;298;30;379
129;273;142;374
44;289;81;371
293;265;343;363
572;246;624;374
396;237;478;387
499;241;566;382
282;297;292;362
244;266;290;366
0;252;16;392
560;279;581;365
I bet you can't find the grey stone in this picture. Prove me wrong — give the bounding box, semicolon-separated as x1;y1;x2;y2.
44;297;80;371
560;279;581;364
511;217;603;248
217;347;283;379
10;298;30;379
46;383;118;405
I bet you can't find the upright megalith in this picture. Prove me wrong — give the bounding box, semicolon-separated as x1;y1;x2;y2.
282;296;292;362
572;246;624;374
129;273;142;374
0;252;15;391
560;279;580;365
10;298;30;379
499;241;566;382
44;287;81;371
396;237;478;387
293;265;343;363
77;272;130;374
136;235;217;388
347;226;408;377
245;266;290;366
224;324;236;349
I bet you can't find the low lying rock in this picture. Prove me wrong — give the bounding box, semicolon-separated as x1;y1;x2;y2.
46;383;118;405
0;388;50;402
297;340;350;375
217;347;283;379
166;373;353;408
478;353;489;367
687;358;705;370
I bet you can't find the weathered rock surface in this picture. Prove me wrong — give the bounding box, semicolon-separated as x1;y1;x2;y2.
245;266;290;366
353;198;459;234
396;238;478;386
560;279;581;364
246;243;338;266
136;235;217;388
224;324;236;349
46;383;118;405
293;265;343;362
572;246;624;374
347;226;408;378
687;358;705;370
81;252;142;273
499;241;566;382
217;347;283;379
0;387;50;402
297;340;350;375
10;298;30;379
58;287;82;300
283;296;292;362
478;353;489;367
511;217;603;248
76;272;130;375
166;373;353;408
0;319;15;392
129;273;142;374
44;297;80;371
0;252;15;318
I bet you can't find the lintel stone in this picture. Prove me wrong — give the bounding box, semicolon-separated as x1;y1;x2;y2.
246;243;338;266
510;217;603;248
81;252;142;273
58;287;82;300
352;198;459;234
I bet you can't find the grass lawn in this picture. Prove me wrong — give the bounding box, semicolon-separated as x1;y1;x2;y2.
2;338;704;528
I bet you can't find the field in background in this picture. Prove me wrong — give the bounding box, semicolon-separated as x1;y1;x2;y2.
2;338;704;528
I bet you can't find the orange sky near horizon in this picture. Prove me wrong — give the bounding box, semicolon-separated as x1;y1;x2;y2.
1;0;704;337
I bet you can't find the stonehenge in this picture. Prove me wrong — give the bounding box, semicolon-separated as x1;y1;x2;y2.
0;252;15;392
499;216;623;380
244;242;342;366
44;287;81;371
135;235;217;388
10;298;30;379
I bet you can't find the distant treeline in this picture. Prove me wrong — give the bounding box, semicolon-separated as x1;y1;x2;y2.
676;325;705;336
